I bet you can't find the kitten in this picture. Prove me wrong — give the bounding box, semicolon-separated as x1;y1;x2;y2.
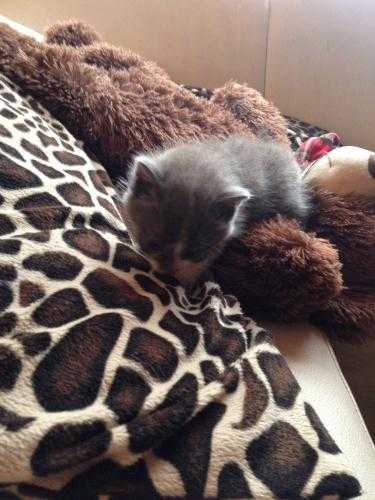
119;135;310;286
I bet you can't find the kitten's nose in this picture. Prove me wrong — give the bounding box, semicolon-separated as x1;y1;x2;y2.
158;255;175;274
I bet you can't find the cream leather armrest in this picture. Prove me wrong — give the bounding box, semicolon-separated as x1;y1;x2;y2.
271;322;375;498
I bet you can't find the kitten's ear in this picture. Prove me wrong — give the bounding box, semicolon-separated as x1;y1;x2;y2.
213;188;251;221
131;156;159;200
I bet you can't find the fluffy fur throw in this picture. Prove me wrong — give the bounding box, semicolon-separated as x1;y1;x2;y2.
0;20;374;340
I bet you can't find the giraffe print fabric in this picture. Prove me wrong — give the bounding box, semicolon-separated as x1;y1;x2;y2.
0;74;361;499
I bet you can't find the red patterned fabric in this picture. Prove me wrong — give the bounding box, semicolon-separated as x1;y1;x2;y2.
295;133;342;168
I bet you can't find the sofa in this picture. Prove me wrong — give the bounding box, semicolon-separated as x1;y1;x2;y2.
0;7;374;496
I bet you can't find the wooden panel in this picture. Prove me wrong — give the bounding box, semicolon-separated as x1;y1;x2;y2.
265;0;375;150
1;0;269;91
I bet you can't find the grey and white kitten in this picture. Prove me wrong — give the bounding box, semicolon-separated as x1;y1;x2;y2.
119;135;310;286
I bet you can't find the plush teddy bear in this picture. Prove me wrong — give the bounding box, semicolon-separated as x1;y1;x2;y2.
304;146;375;197
0;20;374;340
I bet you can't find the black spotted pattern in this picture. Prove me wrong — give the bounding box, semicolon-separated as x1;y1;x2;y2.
1;92;17;103
311;473;361;499
17;231;50;243
31;421;111;476
0;345;21;391
0;108;17;120
57;182;94;207
247;420;318;498
0;313;17;336
0;406;34;432
305;402;341;454
159;310;199;355
0;124;11;137
0;152;42;189
0;214;15;236
57;459;162;499
20;332;51;357
113;243;150;272
17;484;56;499
129;373;199;453
233;359;268;429
37;131;58;147
0;239;21;254
53;150;86;166
83;269;153;321
200;360;220;384
23;251;83;280
31;160;64;179
135;274;171;306
63;229;109;261
19;280;45;307
21;138;48;160
33;314;122;411
105;367;151;423
0;264;16;281
218;462;253;498
0;281;12;312
258;352;300;408
125;328;178;382
15;193;70;230
182;308;246;366
0;78;361;499
33;288;88;327
0;140;24;161
155;402;226;497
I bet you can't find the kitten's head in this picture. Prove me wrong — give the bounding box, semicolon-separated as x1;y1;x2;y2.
123;144;250;285
121;143;250;286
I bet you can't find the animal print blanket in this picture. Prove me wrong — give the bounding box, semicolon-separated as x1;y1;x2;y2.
0;74;361;499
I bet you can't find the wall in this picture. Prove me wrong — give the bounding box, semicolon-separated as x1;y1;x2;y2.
265;0;375;150
1;0;269;92
2;0;374;149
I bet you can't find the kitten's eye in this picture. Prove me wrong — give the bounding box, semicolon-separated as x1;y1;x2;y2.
212;201;235;222
147;241;162;254
212;191;250;222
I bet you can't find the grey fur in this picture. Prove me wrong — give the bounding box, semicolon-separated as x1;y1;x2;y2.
119;135;310;285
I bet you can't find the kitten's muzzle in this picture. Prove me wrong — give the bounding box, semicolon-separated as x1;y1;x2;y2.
158;259;204;287
157;256;175;274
